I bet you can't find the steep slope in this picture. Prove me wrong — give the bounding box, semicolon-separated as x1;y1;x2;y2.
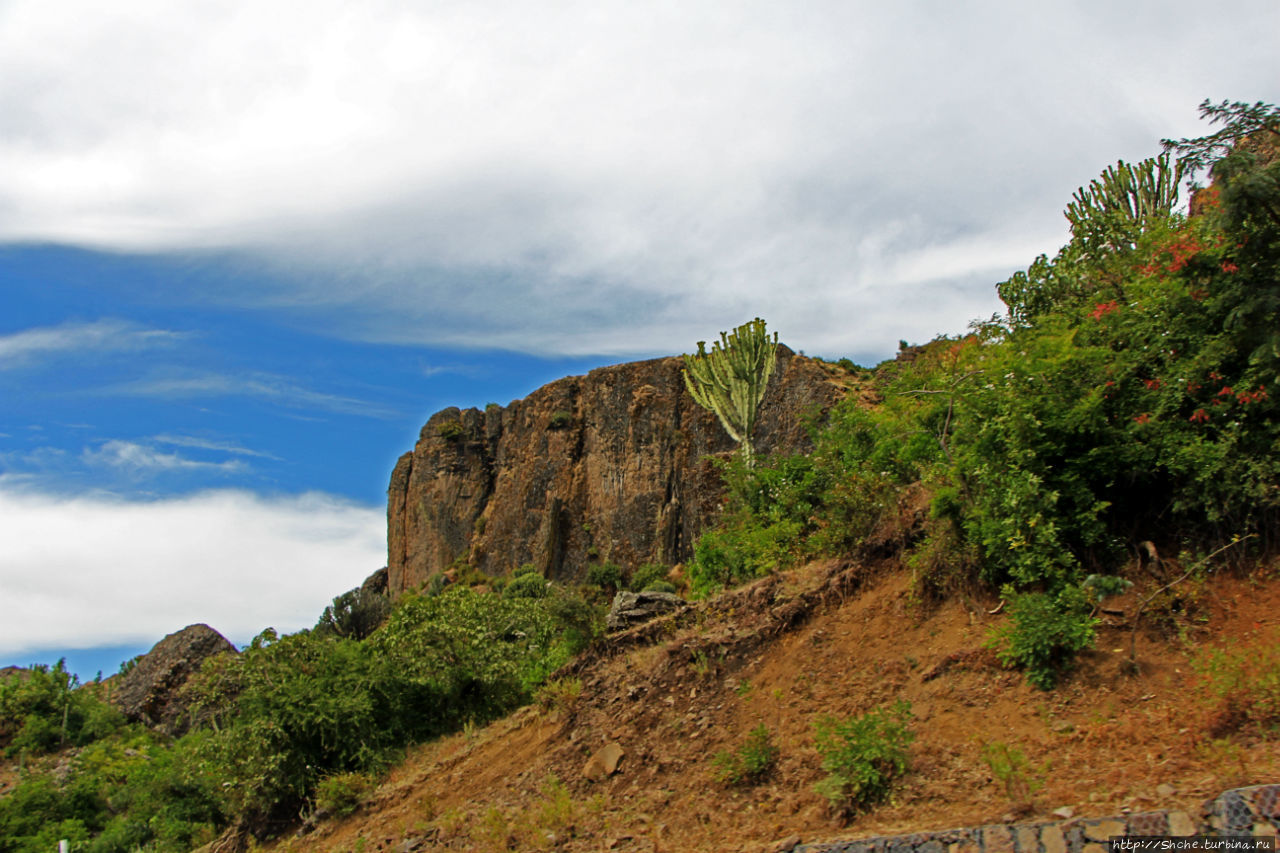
386;348;849;595
269;558;1280;853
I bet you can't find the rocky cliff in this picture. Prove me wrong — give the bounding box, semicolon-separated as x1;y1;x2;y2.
386;347;847;596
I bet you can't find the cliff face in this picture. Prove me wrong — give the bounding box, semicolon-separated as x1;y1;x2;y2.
386;348;845;597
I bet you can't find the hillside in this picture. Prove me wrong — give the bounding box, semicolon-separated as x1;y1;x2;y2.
3;101;1279;853
261;558;1280;852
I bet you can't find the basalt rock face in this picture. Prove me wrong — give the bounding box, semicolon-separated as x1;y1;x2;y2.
387;348;844;597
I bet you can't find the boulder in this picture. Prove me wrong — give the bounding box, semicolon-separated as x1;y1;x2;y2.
112;623;236;735
606;590;686;632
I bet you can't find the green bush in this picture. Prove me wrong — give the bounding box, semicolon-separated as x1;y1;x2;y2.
812;701;914;815
1194;633;1280;735
586;561;622;591
0;660;125;756
314;771;375;818
503;572;549;599
628;562;668;592
987;586;1098;689
548;410;572;430
436;420;465;441
712;724;779;786
315;585;391;640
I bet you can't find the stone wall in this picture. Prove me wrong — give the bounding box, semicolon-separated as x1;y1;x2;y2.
797;784;1279;853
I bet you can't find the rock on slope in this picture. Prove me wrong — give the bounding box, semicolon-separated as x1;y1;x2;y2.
111;623;236;735
386;347;845;596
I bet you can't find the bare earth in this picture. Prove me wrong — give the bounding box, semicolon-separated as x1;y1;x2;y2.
265;558;1280;853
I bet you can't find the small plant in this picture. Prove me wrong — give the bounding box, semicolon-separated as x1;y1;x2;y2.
436;420;466;441
1193;632;1280;736
535;678;582;717
712;724;779;786
548;410;573;430
485;401;500;412
735;678;754;698
978;740;1043;812
812;701;914;816
504;572;549;599
986;586;1098;690
314;771;375;818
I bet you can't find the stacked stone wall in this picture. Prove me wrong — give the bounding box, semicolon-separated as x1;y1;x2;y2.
798;784;1279;853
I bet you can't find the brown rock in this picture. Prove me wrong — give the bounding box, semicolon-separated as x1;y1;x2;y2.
386;348;845;594
111;624;236;735
583;741;626;781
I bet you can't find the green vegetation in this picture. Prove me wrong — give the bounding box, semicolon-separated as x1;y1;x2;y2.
711;724;780;786
0;580;602;851
978;740;1044;810
1194;630;1280;736
683;317;779;467
812;701;913;815
686;102;1280;685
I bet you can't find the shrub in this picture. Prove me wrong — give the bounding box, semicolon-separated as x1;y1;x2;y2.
436;420;465;441
586;562;622;591
712;724;779;786
812;701;913;815
315;771;375;818
987;586;1098;690
548;410;572;430
628;562;668;592
315;585;391;640
503;572;549;599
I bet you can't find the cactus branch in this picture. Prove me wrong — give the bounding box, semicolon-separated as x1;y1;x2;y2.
682;318;778;467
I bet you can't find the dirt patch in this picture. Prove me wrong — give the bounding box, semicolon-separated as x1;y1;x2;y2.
264;560;1280;853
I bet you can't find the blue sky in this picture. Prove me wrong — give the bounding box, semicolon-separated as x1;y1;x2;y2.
2;0;1278;679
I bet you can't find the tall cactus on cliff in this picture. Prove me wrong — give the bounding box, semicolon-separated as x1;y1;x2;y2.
682;318;778;467
1064;153;1184;255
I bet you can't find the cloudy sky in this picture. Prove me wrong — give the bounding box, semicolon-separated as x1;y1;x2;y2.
2;0;1277;676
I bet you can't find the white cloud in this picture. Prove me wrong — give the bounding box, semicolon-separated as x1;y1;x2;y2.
1;1;1278;357
0;487;385;655
82;439;247;474
0;319;182;369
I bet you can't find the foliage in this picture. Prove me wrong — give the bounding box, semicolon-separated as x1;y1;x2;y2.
586;561;622;591
315;584;391;640
1193;632;1280;736
987;586;1098;689
1162;99;1280;177
711;724;779;786
1064;154;1184;261
812;701;914;815
314;771;375;818
0;661;125;756
628;562;669;592
978;740;1043;808
683;317;779;466
436;420;465;441
548;410;573;430
503;572;550;599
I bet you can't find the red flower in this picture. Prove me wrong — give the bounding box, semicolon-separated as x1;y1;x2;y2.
1133;413;1151;424
1221;261;1239;274
1217;386;1234;397
1143;378;1162;390
1089;300;1119;321
1190;409;1210;423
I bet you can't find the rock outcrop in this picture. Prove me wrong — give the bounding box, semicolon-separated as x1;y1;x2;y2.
606;590;687;631
387;348;846;596
112;623;236;735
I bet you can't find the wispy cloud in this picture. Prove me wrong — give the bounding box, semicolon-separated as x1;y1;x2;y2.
0;319;183;369
105;371;399;418
0;487;384;655
151;434;282;460
83;439;247;474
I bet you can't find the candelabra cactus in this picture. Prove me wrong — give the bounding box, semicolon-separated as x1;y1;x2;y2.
682;318;778;467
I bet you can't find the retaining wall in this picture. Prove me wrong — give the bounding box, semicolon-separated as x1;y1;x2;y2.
798;784;1280;853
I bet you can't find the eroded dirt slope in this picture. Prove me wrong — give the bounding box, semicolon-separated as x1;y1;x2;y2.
267;559;1280;853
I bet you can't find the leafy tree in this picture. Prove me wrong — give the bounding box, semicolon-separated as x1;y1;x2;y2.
683;317;779;467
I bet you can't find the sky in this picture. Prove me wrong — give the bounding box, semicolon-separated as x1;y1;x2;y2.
2;0;1278;679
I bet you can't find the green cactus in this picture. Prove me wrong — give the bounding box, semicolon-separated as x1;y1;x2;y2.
1064;153;1184;255
682;318;778;467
